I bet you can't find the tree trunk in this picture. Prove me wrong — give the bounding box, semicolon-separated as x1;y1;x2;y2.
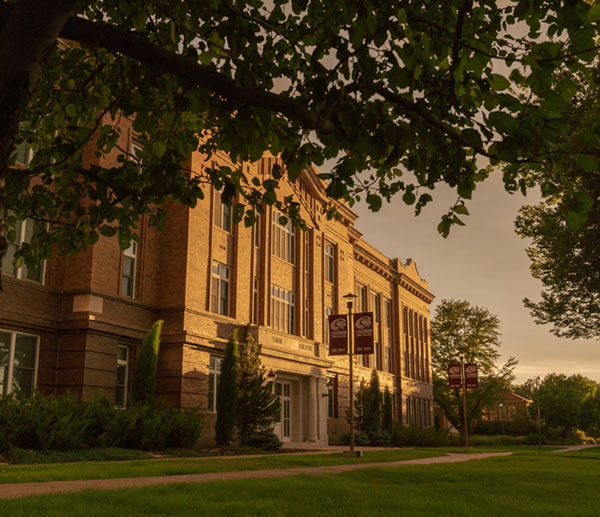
0;0;76;289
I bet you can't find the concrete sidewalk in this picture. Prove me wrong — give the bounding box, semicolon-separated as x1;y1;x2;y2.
0;452;512;500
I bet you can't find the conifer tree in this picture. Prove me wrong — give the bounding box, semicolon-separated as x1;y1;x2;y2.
129;320;163;406
362;369;382;437
236;336;280;443
215;330;239;446
382;386;393;433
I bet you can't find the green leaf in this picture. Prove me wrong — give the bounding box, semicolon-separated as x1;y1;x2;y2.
566;210;588;230
490;74;511;91
489;111;519;133
366;193;382;211
153;140;167;159
461;128;483;149
454;204;469;216
576;154;598;172
587;3;600;22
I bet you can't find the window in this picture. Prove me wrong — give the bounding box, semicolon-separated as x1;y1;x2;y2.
252;277;259;324
254;213;261;246
121;241;137;298
371;293;381;324
214;191;232;232
324;242;334;283
376;341;382;371
272;211;295;264
208;356;222;412
115;346;129;408
303;230;312;338
356;283;367;312
13;139;35;167
385;345;392;374
385;299;392;328
271;285;295;334
323;306;333;344
211;262;230;316
1;218;44;283
0;329;38;397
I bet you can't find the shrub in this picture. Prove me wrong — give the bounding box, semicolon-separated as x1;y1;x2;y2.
382;388;393;434
130;320;164;406
340;431;371;446
391;425;450;447
237;336;280;444
168;408;205;449
243;428;282;451
215;330;239;446
369;429;391;446
0;390;203;453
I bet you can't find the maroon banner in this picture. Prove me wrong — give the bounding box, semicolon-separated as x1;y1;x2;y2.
328;314;348;355
465;363;479;389
353;312;374;354
448;363;462;389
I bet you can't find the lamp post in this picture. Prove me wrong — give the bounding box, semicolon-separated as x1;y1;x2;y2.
458;351;468;450
536;376;542;451
343;293;358;456
499;403;505;435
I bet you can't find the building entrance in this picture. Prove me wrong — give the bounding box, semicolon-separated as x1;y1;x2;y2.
274;381;291;442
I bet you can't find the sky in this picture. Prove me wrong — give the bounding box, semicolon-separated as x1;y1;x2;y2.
350;170;600;384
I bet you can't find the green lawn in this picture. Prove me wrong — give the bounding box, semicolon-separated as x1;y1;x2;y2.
0;449;443;484
2;451;599;516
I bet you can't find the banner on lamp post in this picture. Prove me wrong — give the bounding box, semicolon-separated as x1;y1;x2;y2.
328;314;348;355
353;312;374;354
465;363;479;388
448;363;462;389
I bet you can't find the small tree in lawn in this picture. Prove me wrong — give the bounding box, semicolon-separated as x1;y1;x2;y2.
362;369;382;438
382;386;393;434
215;330;239;446
236;336;280;445
129;320;164;406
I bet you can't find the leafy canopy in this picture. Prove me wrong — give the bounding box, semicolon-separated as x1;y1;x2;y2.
3;0;600;271
515;65;600;339
431;299;516;433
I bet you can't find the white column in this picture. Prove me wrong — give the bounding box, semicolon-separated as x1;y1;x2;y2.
307;376;318;441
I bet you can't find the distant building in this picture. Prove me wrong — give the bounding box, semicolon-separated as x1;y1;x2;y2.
481;391;532;421
1;124;435;446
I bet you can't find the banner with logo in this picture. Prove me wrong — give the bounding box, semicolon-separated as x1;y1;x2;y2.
448;363;462;389
353;312;374;354
328;314;348;355
465;363;479;388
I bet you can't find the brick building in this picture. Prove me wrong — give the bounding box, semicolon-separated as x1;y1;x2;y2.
0;128;434;446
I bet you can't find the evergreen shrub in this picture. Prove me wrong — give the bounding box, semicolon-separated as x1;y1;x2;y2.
0;391;203;452
391;424;450;447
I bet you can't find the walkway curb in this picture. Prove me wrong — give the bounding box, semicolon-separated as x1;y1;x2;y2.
0;452;512;500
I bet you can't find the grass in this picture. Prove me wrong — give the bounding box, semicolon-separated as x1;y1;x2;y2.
1;450;599;516
0;449;443;484
4;447;154;464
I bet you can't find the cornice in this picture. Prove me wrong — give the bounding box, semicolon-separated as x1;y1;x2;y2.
353;245;435;304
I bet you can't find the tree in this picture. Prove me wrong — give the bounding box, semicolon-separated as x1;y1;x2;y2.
352;370;381;438
129;319;163;406
3;1;600;285
382;386;393;434
431;299;516;436
515;67;600;339
535;373;599;439
236;335;280;444
215;330;239;446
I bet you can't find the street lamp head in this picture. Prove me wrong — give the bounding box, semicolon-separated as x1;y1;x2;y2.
266;369;277;381
343;292;357;309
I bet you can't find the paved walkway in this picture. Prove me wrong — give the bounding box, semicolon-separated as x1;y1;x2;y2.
0;452;512;500
553;444;599;453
